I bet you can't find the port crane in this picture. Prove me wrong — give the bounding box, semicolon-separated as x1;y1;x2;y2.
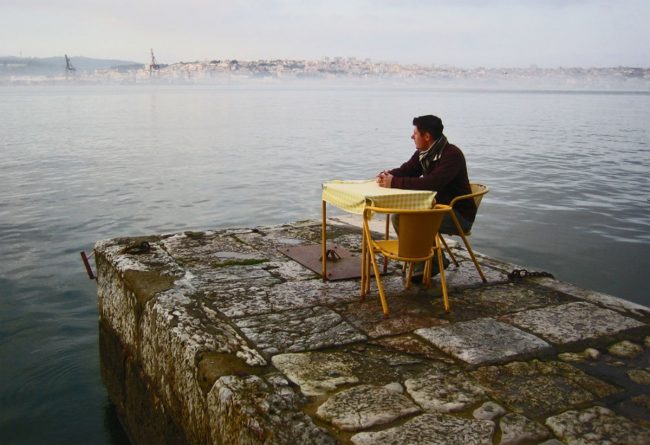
149;48;160;76
64;54;76;76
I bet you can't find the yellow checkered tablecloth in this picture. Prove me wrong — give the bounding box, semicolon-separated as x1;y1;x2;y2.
322;179;436;214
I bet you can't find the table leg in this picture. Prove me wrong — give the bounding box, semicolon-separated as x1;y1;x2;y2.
321;200;327;281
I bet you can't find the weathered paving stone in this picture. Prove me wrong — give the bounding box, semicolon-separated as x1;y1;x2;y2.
628;368;650;385
501;301;646;345
271;352;361;396
350;413;495;445
235;306;366;355
371;335;456;364
315;384;421;431
266;280;360;311
546;405;650;445
473;401;506;420
384;382;404;393
405;363;486;412
558;348;600;363
207;374;336;445
471;360;621;418
608;340;644;358
535;276;650;319
415;318;553;365
336;293;449;339
499;412;550;445
434;260;506;290
448;282;572;320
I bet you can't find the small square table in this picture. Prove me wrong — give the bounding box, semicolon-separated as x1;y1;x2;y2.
320;180;436;280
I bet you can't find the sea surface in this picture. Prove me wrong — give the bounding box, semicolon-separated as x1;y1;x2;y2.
1;82;649;444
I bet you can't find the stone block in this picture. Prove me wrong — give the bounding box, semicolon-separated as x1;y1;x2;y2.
350;413;495;445
499;412;550;445
234;306;366;355
405;364;487;412
415;318;553;365
446;282;573;321
316;384;421;431
502;301;646;345
473;401;506;421
272;352;361;396
471;360;621;419
208;374;336;445
546;406;650;445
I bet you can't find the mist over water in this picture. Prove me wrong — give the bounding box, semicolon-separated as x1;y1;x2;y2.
1;83;649;444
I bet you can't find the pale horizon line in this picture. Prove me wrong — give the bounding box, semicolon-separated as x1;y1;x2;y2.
2;53;649;71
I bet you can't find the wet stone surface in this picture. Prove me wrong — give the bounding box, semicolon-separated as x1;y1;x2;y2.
608;340;644;358
471;360;621;419
448;282;574;321
316;384;421;431
351;413;495;445
370;335;456;364
546;406;650;445
415;318;553;365
499;412;550;445
502;301;646;345
271;352;362;396
334;291;449;339
95;219;650;445
473;401;506;421
405;364;487;412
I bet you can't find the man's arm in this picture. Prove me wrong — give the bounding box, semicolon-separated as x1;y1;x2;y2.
388;151;422;178
391;147;463;191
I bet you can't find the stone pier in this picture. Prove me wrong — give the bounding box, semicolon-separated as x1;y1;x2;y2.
95;219;650;445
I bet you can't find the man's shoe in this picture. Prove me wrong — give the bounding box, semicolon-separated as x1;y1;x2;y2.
430;255;451;277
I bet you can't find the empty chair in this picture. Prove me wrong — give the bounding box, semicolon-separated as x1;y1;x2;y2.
361;204;453;317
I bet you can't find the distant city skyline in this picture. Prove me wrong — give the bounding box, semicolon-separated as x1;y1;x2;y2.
2;1;649;68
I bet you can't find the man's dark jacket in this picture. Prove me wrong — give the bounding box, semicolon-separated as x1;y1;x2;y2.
388;144;477;222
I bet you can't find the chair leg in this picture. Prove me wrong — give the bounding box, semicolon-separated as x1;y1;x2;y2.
423;259;432;288
435;238;450;311
405;262;414;289
365;247;372;295
360;226;367;299
439;235;459;267
383;214;390;273
366;236;389;317
449;212;487;283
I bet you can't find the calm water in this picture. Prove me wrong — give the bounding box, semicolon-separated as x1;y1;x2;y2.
1;83;649;444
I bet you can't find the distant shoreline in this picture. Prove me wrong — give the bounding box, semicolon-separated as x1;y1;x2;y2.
2;56;649;91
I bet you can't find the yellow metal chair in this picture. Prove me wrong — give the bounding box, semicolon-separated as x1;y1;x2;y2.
439;183;489;283
361;204;453;317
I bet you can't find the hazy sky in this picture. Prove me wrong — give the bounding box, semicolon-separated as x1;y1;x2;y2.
1;0;648;68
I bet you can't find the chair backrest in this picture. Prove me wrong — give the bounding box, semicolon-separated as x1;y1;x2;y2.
469;183;489;208
365;204;452;258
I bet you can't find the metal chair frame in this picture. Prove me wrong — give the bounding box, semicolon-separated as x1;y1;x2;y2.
361;204;453;317
439;183;489;283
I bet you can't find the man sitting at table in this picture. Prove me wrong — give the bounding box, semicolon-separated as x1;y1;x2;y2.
376;114;476;279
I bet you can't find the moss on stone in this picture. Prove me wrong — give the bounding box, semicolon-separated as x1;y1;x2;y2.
197;352;257;394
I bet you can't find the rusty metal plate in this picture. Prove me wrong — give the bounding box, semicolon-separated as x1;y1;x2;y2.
279;244;378;281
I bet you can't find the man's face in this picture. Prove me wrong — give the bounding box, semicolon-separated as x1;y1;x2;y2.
411;126;431;151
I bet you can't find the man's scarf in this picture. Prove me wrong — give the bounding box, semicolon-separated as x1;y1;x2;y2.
418;134;448;173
